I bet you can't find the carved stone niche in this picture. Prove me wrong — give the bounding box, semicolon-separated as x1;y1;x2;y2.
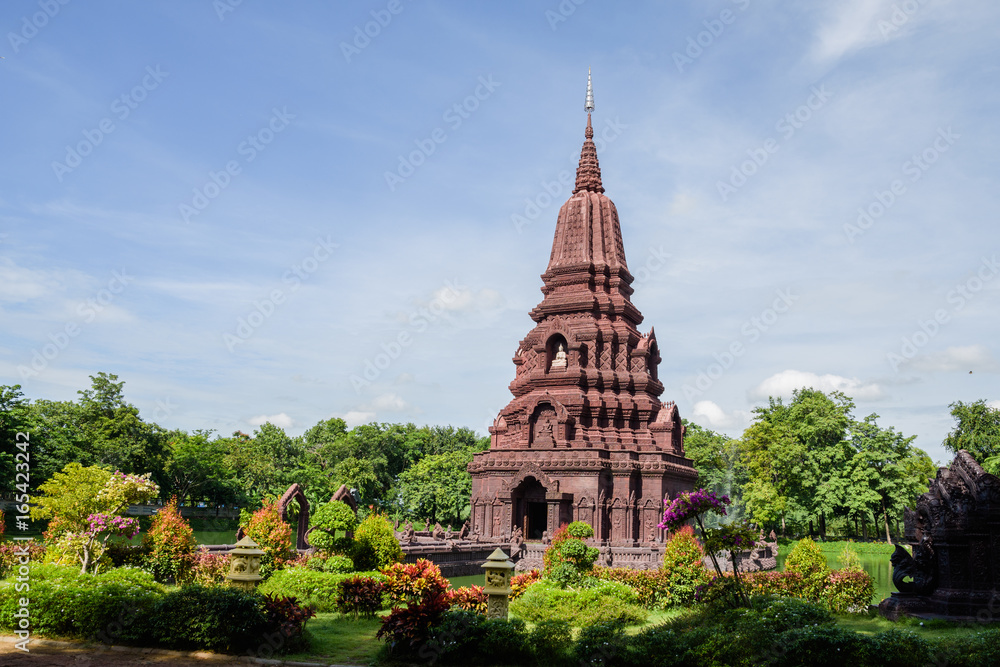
879;450;1000;621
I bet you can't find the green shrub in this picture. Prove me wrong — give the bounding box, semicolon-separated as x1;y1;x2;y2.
784;537;829;600
593;567;672;609
510;578;646;627
94;566;164;593
544;523;600;587
529;619;574;667
0;541;46;578
150;585;267;653
573;619;626;667
773;625;874;667
937;629;1000;667
258;566;384;613
307;500;358;553
352;513;402;571
838;543;864;572
323;554;354;573
0;575;160;643
421;610;533;666
661;525;711;606
869;629;932;666
103;542;149;569
823;569;876;613
622;625;685;667
142;497;196;583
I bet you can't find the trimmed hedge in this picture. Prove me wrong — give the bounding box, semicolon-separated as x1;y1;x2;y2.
0;568;311;654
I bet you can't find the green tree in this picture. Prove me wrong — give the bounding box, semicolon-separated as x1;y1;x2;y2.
223;423;305;505
847;414;933;543
308;500;358;553
0;385;34;496
396;449;475;527
75;373;170;485
944;399;1000;463
738;389;855;536
164;430;239;506
682;420;746;526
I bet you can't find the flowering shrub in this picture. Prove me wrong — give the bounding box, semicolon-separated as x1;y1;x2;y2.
449;585;487;613
142;497;197;583
509;569;541;600
337;575;386;618
37;468;158;574
243;500;295;578
659;489;729;532
660;488;751;607
382;558;450;606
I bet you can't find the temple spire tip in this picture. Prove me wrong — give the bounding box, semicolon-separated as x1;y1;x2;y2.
585;67;595;113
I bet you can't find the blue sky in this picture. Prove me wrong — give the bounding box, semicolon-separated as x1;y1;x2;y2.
2;0;998;465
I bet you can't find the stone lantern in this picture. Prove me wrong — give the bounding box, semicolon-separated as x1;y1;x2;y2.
226;535;265;590
481;548;515;620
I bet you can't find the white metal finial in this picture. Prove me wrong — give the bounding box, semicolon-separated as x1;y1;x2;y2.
585;67;595;113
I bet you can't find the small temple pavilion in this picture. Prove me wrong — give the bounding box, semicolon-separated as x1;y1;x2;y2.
468;73;697;548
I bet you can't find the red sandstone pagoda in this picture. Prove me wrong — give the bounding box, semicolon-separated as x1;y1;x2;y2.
468;73;697;550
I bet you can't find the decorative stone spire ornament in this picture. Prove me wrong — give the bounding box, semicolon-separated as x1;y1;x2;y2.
585;67;595;113
574;69;604;194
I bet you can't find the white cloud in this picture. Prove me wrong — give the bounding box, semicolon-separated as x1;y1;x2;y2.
368;392;409;412
248;412;293;430
0;258;66;303
810;0;894;63
907;345;1000;373
750;370;885;401
691;400;751;431
988;400;1000;411
340;410;376;428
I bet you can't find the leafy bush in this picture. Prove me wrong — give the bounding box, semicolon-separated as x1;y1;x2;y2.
593;567;672;609
773;625;874;667
661;525;711;606
150;585;268;652
307;500;358;553
784;537;829;600
103;542;149;569
337;575;386;618
0;541;46;578
190;547;230;586
261;593;315;651
142;497;196;583
95;565;164;593
529;619;574;666
382;558;450;606
420;610;533;666
574;619;627;667
509;578;647;627
823;569;876;613
322;554;355;573
377;590;451;652
243;501;295;579
742;570;805;598
869;629;932;666
258;566;384;613
509;568;541;600
544;522;599;586
448;585;487;613
352;513;402;571
838;543;864;572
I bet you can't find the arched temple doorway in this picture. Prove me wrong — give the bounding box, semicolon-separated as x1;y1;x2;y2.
511;476;547;540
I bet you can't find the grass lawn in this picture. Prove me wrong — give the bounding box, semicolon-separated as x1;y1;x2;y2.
835;611;994;641
282;613;385;665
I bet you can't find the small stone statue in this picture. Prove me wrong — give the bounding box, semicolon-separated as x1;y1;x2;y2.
401;521;415;544
552;343;568;369
509;526;524;553
458;520;470;540
432;522;446;540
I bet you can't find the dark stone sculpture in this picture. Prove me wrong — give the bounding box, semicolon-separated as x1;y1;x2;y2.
879;450;1000;620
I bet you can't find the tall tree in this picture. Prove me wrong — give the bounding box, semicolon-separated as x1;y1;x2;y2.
846;414;933;543
944;399;1000;464
396;449;476;527
0;385;35;495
